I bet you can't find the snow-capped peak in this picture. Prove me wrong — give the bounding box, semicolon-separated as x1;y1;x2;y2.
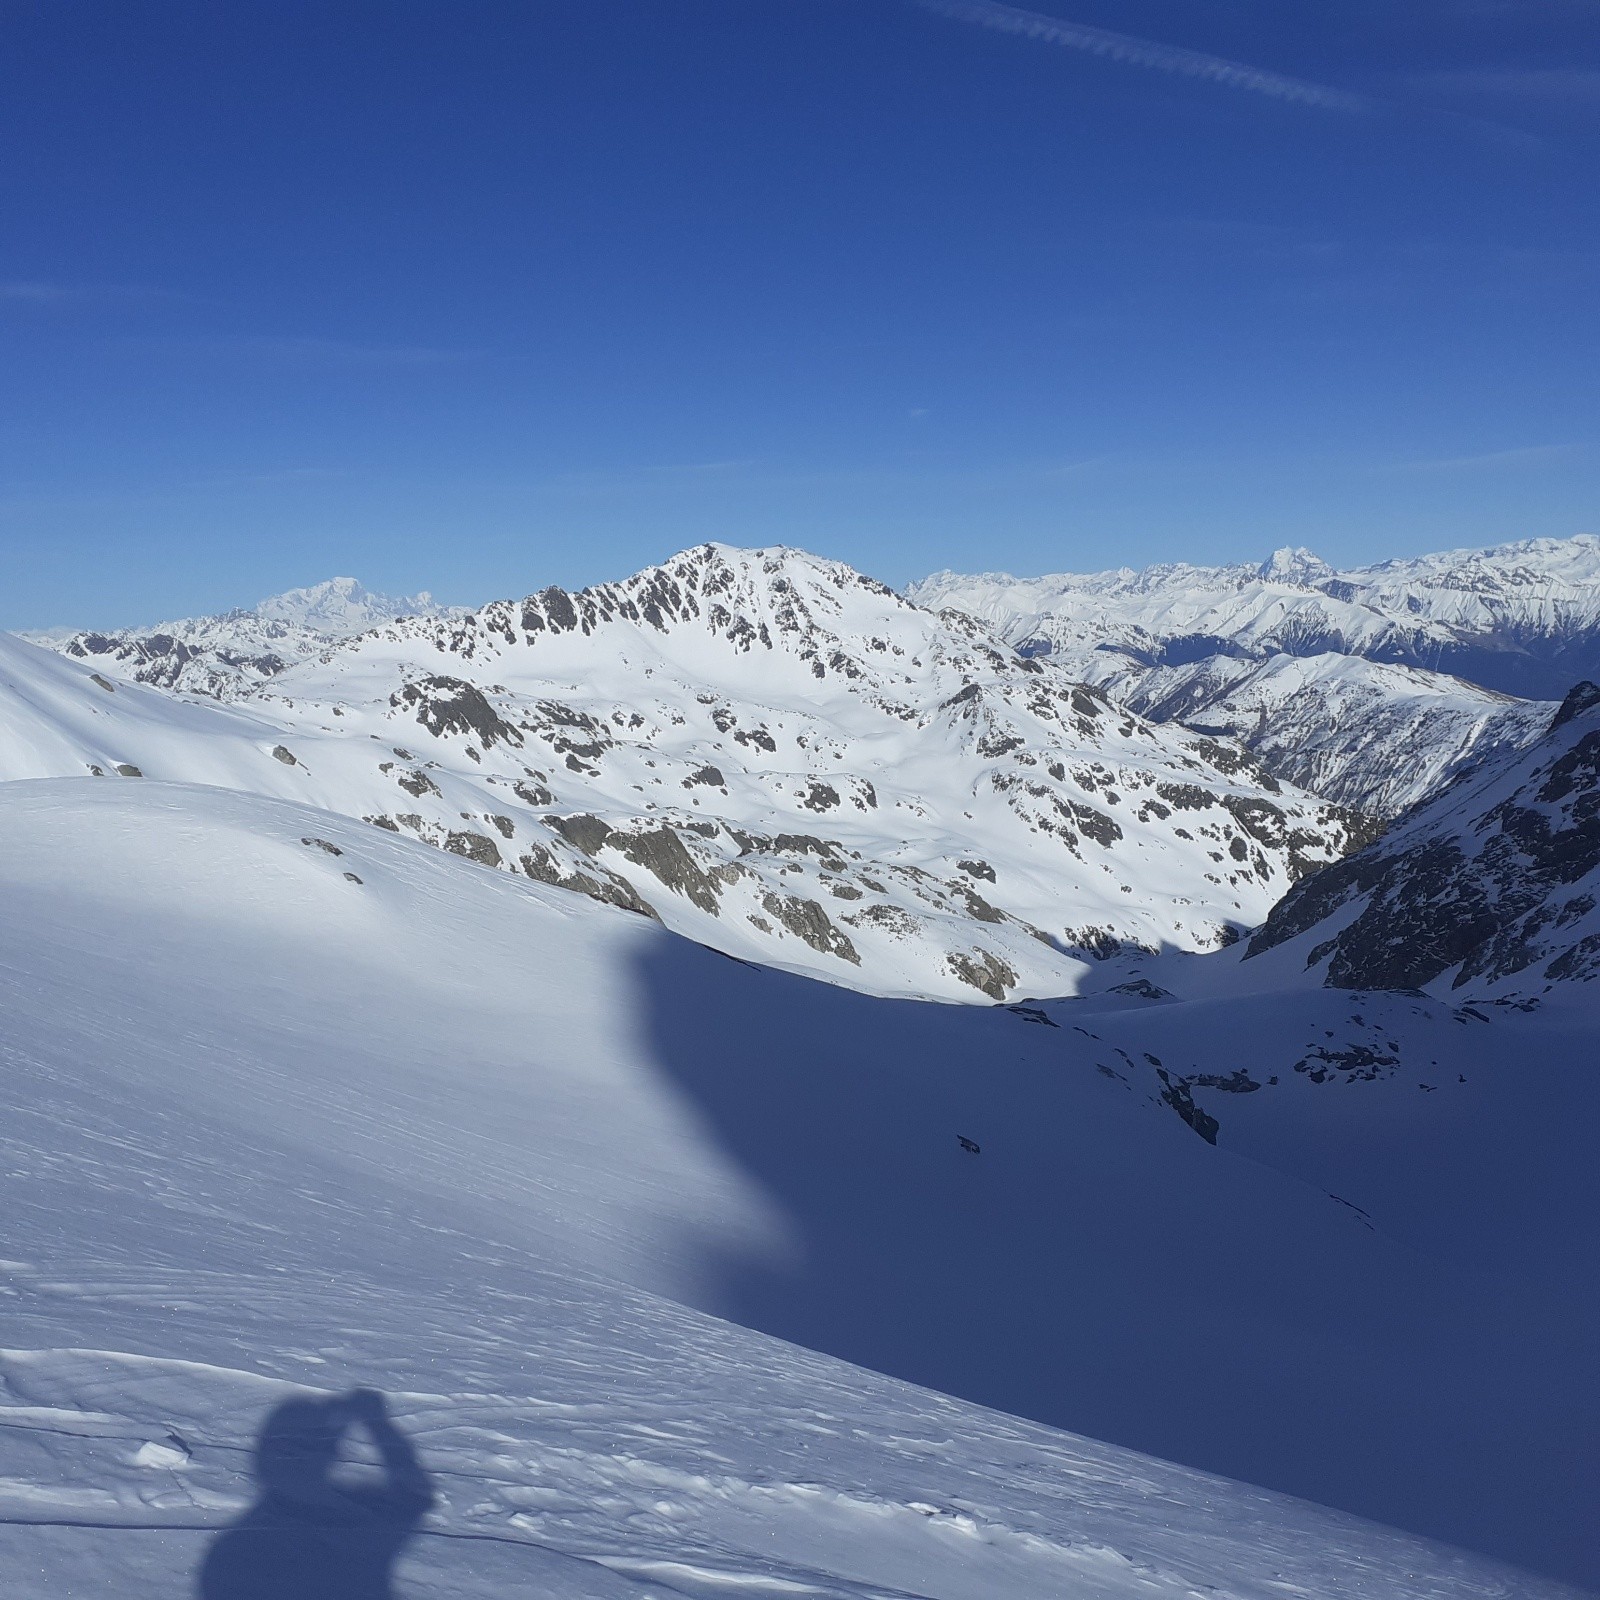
33;577;456;700
249;576;445;634
1256;546;1332;585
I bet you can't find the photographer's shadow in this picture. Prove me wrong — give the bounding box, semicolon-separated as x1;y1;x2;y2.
199;1388;435;1599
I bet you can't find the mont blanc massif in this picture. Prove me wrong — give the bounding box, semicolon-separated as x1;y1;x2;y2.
4;534;1598;1598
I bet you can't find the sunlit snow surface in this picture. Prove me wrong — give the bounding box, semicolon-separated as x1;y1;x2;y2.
0;781;1587;1596
0;547;1366;1004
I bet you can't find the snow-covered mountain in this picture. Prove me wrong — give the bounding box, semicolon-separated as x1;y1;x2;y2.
1105;651;1551;819
912;536;1600;699
1244;681;1600;1004
3;545;1368;1003
911;536;1600;816
7;542;1600;1591
1;778;1589;1595
35;575;453;699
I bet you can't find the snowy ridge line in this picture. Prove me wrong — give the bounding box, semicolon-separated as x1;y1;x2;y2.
2;544;1370;1003
911;533;1600;816
32;576;456;701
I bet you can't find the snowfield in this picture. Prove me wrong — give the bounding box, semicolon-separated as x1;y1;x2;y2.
0;780;1592;1595
5;537;1599;1594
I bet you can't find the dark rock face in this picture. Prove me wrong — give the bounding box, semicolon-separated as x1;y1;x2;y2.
115;763;143;778
946;949;1017;1000
799;781;841;813
301;837;343;856
612;827;726;916
760;892;861;964
549;814;614;857
271;746;298;766
396;676;524;750
1551;679;1600;730
1155;1071;1220;1144
396;769;440;799
517;844;657;918
444;831;502;868
1248;693;1600;993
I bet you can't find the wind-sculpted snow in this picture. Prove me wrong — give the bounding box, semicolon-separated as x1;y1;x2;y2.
34;576;453;700
912;535;1600;816
0;781;1587;1594
1247;682;1600;1001
1;544;1366;1002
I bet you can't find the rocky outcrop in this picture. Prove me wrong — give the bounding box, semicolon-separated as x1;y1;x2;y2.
1249;685;1600;997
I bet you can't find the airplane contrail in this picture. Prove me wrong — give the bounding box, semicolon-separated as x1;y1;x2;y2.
916;0;1368;113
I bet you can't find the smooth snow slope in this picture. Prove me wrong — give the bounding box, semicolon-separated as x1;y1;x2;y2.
0;780;1585;1594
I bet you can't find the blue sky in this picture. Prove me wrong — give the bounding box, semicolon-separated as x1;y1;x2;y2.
4;0;1598;626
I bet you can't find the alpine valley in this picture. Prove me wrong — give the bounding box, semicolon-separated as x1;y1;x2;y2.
4;535;1598;1598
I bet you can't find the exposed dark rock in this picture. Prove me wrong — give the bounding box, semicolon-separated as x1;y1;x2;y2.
1550;680;1600;730
301;837;344;856
1155;1070;1219;1144
397;769;440;799
946;949;1016;1000
1109;979;1172;1001
271;746;297;766
444;831;502;868
1008;1004;1058;1026
761;892;860;963
116;764;143;778
957;887;1005;924
396;675;524;749
550;814;614;856
517;844;657;918
610;826;725;915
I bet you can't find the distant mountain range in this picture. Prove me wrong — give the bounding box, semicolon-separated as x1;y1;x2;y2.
29;576;455;699
912;536;1600;816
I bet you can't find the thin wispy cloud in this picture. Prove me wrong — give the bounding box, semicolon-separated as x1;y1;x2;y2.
915;0;1368;113
1389;442;1584;473
0;281;75;303
0;279;176;305
1404;68;1600;103
218;335;484;368
118;333;486;369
